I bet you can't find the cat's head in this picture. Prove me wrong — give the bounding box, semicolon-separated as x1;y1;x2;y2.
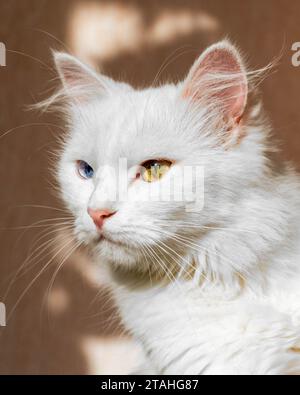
53;41;268;278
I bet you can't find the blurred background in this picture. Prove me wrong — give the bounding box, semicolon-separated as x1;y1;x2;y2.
0;0;299;374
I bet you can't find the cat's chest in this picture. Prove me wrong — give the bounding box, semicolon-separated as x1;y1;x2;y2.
114;282;300;374
115;285;215;373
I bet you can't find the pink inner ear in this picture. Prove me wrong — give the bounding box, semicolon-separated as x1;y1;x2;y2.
59;60;91;88
183;46;248;121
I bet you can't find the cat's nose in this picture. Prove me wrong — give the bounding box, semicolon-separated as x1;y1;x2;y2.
87;208;116;230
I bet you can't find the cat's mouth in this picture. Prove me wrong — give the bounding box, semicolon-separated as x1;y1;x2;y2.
98;233;129;249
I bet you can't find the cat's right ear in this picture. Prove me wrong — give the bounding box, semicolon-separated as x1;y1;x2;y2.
53;52;114;101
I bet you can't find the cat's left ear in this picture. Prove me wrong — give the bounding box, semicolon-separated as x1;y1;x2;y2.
53;52;116;101
182;41;248;126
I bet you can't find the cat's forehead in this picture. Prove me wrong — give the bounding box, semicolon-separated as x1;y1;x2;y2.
71;85;192;164
102;85;179;131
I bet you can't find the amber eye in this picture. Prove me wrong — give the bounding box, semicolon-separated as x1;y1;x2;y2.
140;159;172;183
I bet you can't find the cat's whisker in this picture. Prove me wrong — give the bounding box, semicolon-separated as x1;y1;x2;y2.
152;47;196;88
2;218;72;265
144;239;204;338
0;122;64;140
88;310;124;335
154;239;195;281
3;216;73;270
20;222;74;271
155;238;211;290
159;235;252;293
1;218;73;231
85;290;119;320
141;223;254;286
143;239;199;311
12;204;70;213
3;224;75;301
41;239;82;323
168;234;253;286
7;49;56;75
5;231;76;321
150;236;218;299
138;241;155;287
143;241;175;285
26;221;73;257
154;220;259;235
34;28;71;53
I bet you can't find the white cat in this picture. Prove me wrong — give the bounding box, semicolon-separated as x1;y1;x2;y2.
50;41;300;375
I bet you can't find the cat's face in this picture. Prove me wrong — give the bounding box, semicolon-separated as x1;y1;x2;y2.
55;42;264;272
59;87;210;268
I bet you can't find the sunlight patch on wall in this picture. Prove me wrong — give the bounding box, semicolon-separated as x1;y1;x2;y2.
67;2;141;65
67;1;220;66
150;10;219;45
81;335;143;374
47;286;70;315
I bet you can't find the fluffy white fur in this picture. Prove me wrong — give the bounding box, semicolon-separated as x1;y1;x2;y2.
51;41;300;375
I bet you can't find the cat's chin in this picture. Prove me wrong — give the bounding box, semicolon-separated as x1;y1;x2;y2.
91;235;141;268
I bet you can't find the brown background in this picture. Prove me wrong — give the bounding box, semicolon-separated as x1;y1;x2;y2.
0;0;299;374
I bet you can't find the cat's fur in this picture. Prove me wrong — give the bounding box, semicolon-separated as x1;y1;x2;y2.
51;41;300;374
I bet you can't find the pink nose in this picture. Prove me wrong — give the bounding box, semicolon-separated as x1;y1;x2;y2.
88;208;116;229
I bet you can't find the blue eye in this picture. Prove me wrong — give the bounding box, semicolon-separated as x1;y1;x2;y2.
77;160;94;179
